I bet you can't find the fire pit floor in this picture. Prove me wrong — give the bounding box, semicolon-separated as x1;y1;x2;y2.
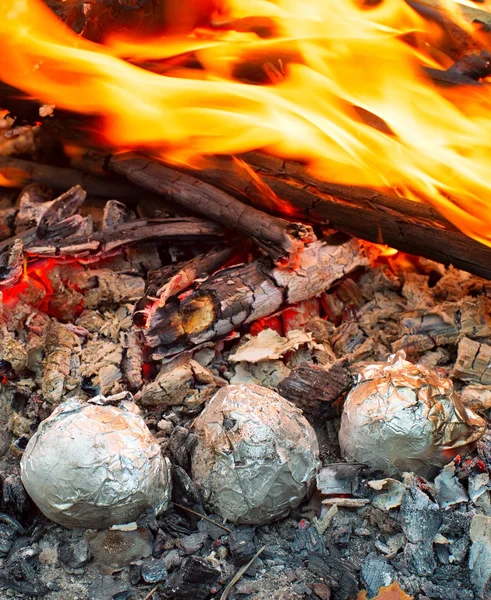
0;182;490;600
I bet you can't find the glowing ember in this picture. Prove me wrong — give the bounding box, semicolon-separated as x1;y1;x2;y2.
1;258;85;320
2;0;491;246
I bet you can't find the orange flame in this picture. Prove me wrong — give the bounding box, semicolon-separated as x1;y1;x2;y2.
3;0;491;243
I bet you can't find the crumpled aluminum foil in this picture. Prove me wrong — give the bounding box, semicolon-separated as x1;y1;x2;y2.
21;398;171;529
192;383;320;525
339;352;486;479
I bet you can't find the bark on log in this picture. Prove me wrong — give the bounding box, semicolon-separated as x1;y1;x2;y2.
109;153;315;262
143;236;369;357
191;152;491;281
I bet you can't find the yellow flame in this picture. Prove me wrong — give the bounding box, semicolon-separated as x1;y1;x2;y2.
2;0;491;243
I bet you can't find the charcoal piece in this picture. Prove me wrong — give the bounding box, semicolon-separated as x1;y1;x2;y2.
159;511;195;538
434;464;469;508
292;526;326;557
165;556;221;600
316;464;363;496
129;564;141;586
87;575;132;600
0;524;16;557
2;472;28;515
163;549;182;572
0;512;25;534
278;361;353;419
469;514;491;596
478;429;491;467
101;200;136;231
404;542;437;576
308;552;358;600
228;527;258;566
0;570;50;597
168;426;196;472
360;553;395;598
197;515;230;540
435;543;451;565
449;536;470;564
421;580;474;600
58;537;91;569
141;558;167;583
176;532;208;555
401;486;441;576
401;487;442;544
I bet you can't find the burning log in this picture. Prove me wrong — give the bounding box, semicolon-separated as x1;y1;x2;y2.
189;153;491;281
109;154;315;262
142;236;368;357
43;0;221;42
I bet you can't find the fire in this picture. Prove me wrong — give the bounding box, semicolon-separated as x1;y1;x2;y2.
3;0;491;244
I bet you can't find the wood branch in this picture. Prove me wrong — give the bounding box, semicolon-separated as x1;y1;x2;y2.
28;217;225;257
109;153;315;262
190;152;491;281
0;156;142;199
142;236;369;357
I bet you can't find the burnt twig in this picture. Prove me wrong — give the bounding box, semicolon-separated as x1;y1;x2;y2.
0;156;142;199
109;153;315;263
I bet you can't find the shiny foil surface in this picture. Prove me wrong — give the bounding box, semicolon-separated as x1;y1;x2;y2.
21;399;171;529
192;384;320;525
339;352;486;478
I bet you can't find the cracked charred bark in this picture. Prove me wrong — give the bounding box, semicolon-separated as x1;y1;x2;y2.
143;236;368;357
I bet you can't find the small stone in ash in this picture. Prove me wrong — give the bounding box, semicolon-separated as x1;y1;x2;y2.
20;398;171;529
339;352;486;478
192;384;320;525
141;557;168;583
87;528;153;571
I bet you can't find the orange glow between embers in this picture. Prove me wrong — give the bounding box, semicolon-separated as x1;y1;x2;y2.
2;0;491;245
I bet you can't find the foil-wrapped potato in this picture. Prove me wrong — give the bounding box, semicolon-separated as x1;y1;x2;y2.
21;399;171;529
339;352;485;478
192;384;320;525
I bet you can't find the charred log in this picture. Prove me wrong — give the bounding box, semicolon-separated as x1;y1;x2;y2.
135;245;238;325
0;156;142;199
192;152;491;281
278;361;353;419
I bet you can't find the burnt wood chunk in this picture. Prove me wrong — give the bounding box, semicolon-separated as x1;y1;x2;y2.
278;361;353;418
452;337;491;385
